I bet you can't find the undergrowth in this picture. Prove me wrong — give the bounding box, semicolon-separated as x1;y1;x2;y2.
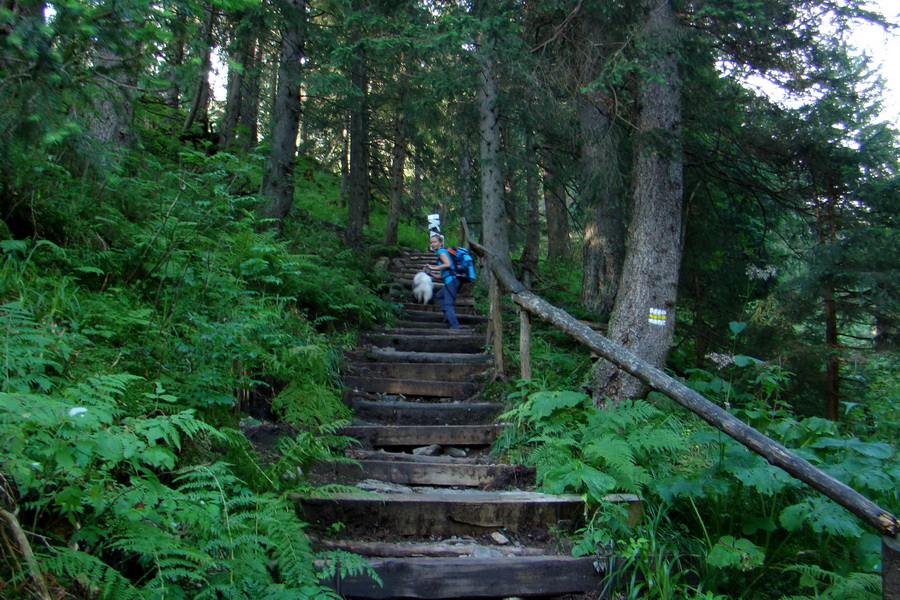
496;296;898;600
0;146;391;599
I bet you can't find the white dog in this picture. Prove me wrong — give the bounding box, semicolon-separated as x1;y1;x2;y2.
412;271;434;304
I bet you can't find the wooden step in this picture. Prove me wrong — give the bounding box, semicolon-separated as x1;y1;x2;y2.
341;376;478;399
346;362;488;381
321;555;603;599
317;459;534;488
403;296;475;314
300;490;585;536
340;424;504;448
367;333;484;354
402;309;487;324
314;538;555;557
348;398;502;425
347;349;492;364
371;327;477;336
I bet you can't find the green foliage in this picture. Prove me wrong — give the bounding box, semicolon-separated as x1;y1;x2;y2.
0;137;387;599
594;507;728;600
498;383;686;499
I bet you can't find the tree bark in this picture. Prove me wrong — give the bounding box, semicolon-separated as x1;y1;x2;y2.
259;0;307;228
460;147;473;224
384;115;407;246
543;164;569;262
221;12;259;150
477;39;511;271
521;129;541;269
594;0;683;404
88;7;141;156
181;6;216;135
345;34;370;248
579;98;625;318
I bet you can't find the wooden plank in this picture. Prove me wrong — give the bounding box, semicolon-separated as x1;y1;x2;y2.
340;376;478;398
345;449;495;465
346;349;493;364
320;460;535;488
340;424;504;448
323;555;602;598
367;333;484;354
313;538;553;557
403;309;487;324
346;362;487;381
371;327;477;336
300;491;585;536
348;399;502;425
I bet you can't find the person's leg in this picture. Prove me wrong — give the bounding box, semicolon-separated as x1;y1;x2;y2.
437;278;461;329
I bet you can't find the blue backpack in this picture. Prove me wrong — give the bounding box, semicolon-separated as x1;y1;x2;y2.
447;247;476;282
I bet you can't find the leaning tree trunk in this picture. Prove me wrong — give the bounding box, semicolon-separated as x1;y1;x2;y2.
259;0;306;228
594;0;683;405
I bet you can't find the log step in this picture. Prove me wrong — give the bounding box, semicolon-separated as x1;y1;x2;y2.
371;327;477;336
300;490;585;536
314;538;556;557
316;459;535;488
321;555;603;599
348;399;502;425
403;309;487;324
340;424;504;448
367;333;484;354
340;376;478;399
346;361;488;381
346;349;493;364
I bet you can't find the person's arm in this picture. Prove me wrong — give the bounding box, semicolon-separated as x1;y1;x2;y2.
426;251;452;274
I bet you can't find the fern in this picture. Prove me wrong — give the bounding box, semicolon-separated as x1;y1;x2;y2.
38;548;144;600
0;302;69;392
511;393;688;498
780;564;881;600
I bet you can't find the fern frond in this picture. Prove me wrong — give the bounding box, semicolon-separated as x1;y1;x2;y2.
38;548;144;600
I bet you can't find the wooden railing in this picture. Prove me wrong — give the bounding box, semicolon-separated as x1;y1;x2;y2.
458;219;900;599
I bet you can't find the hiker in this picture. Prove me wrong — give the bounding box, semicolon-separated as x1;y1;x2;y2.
425;233;462;330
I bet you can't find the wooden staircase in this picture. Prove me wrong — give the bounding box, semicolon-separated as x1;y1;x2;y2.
301;251;633;599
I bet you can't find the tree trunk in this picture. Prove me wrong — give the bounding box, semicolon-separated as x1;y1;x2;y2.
521;130;540;270
460;147;473;224
383;115;406;246
579;98;625;318
594;0;683;405
181;7;216;135
259;0;306;228
345;39;369;249
477;38;511;271
340;116;350;207
88;8;140;156
823;280;840;420
221;13;258;150
543;164;569;262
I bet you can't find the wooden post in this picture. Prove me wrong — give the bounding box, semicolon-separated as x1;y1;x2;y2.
488;260;505;374
519;269;532;380
885;535;900;600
